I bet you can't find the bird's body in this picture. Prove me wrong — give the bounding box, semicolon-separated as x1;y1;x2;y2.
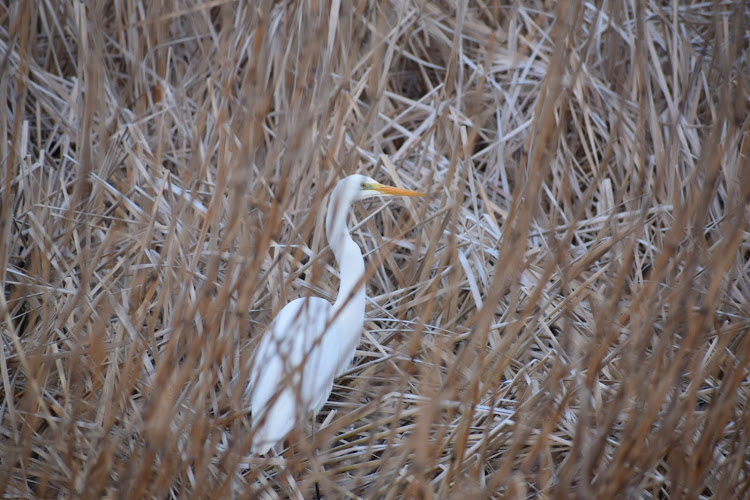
249;175;423;455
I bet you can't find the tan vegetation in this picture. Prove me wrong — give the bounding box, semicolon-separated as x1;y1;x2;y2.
2;0;749;498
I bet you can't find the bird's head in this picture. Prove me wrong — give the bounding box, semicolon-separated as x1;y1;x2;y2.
347;174;425;201
326;174;425;254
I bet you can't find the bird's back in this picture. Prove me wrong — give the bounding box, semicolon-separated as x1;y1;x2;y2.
249;296;341;454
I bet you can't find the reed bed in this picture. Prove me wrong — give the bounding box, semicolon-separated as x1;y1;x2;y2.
1;0;749;498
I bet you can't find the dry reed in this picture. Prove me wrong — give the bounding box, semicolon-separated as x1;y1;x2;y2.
1;0;749;498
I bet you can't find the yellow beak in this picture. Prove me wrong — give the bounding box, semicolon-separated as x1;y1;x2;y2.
373;183;425;197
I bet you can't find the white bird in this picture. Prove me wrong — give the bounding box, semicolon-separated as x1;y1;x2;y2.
249;174;424;455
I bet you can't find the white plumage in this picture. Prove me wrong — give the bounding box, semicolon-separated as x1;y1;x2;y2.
248;174;424;455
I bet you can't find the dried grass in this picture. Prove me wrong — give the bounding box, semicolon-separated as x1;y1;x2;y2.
2;0;749;498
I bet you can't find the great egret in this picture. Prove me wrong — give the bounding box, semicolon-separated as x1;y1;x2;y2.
249;174;424;455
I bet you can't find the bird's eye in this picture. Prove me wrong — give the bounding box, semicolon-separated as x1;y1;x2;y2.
361;182;368;189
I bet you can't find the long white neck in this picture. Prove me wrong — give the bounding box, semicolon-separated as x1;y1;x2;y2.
326;182;366;313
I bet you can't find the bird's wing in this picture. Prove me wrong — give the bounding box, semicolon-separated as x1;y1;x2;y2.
249;296;340;454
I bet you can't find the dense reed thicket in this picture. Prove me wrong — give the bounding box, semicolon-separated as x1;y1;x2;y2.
1;0;749;497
